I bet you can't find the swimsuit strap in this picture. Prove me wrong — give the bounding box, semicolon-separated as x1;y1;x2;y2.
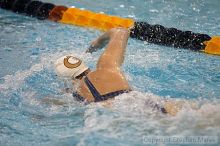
100;90;131;101
84;76;103;102
84;76;130;102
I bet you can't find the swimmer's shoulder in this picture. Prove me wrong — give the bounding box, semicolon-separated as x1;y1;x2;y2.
78;69;130;97
89;69;129;88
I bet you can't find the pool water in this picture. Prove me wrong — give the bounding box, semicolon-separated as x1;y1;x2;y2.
0;0;220;146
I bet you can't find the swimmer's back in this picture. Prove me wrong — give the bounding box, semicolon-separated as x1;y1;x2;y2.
77;69;130;102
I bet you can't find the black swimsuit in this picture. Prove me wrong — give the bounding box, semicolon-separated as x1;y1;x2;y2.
72;76;167;114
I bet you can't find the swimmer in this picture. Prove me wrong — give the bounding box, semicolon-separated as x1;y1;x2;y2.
55;28;131;102
53;28;197;116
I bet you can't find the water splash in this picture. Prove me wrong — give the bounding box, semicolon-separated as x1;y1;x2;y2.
0;64;43;93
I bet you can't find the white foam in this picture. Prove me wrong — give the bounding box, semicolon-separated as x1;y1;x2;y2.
119;5;125;8
128;15;135;18
80;91;220;137
149;9;159;13
0;64;43;93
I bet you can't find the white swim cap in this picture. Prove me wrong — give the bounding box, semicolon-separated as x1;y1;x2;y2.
55;55;89;79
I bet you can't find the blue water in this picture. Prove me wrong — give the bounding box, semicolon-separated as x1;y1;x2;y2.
0;0;220;146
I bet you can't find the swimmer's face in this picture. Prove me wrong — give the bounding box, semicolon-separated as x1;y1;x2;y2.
71;70;87;85
74;68;91;80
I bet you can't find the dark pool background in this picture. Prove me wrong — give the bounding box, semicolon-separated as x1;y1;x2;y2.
0;0;220;146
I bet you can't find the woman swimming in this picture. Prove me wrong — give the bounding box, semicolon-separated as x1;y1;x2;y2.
54;28;195;116
55;28;131;102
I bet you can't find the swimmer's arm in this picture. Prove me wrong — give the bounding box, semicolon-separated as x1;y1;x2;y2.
86;30;111;53
96;28;130;69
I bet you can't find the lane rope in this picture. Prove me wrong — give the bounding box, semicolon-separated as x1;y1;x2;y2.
1;0;219;55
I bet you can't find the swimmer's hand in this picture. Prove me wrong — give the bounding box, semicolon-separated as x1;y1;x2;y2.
86;28;130;53
86;44;98;53
86;37;109;53
86;28;118;53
